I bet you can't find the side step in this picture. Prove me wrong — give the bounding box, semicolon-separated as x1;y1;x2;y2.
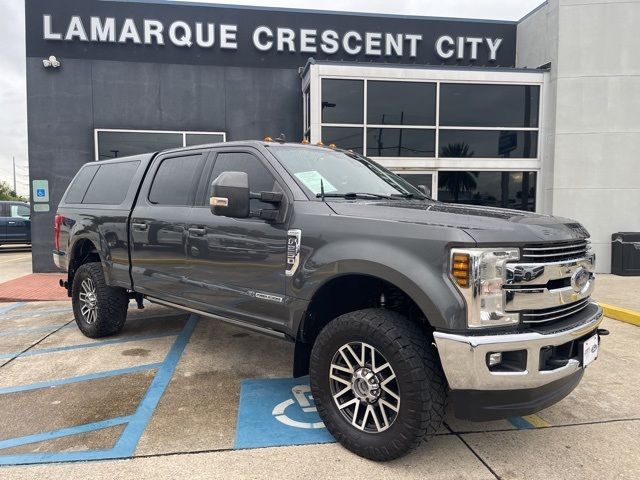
145;296;287;339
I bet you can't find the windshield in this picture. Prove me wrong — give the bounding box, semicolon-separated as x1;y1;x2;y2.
270;146;427;200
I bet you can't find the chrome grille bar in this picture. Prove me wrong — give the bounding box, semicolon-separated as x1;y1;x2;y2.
520;298;590;323
521;240;590;263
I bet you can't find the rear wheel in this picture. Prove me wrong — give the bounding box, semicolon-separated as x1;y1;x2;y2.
72;262;128;338
310;308;446;461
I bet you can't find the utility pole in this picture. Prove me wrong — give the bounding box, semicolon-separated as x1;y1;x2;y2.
12;156;16;193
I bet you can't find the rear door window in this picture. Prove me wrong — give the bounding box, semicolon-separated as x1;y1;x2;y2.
82;161;140;205
148;154;206;206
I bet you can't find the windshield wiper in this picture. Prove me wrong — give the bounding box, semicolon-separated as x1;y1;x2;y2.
391;192;430;200
316;192;394;200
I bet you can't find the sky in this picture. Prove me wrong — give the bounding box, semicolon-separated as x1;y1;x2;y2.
0;0;544;197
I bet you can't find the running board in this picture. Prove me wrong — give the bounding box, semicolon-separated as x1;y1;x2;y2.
145;296;287;339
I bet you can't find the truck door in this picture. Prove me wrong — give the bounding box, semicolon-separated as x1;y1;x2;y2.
184;149;289;330
129;150;207;300
6;204;31;243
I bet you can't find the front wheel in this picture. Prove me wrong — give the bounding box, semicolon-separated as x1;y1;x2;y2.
72;262;128;338
310;308;446;461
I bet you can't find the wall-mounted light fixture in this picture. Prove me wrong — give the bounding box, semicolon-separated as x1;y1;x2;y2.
42;55;61;68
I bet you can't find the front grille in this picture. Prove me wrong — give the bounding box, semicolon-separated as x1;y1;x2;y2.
521;240;590;263
520;298;590;324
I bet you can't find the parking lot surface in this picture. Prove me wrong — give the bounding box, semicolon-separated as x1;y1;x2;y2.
0;252;638;479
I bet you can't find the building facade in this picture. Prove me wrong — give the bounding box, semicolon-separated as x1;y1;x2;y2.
25;0;640;272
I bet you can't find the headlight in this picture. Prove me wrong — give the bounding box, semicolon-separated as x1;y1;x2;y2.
450;248;520;328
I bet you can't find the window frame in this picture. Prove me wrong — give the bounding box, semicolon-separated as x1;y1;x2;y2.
146;151;208;207
304;64;547;212
194;147;287;211
94;129;226;161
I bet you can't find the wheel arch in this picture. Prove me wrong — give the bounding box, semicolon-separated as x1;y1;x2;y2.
293;271;439;377
67;237;104;291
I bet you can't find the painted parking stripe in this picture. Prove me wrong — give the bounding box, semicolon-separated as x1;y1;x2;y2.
0;362;162;395
508;414;551;429
0;315;198;465
0;416;132;450
234;376;335;449
0;332;178;360
0;302;27;315
114;314;199;455
522;414;551;428
0;323;74;337
1;308;72;320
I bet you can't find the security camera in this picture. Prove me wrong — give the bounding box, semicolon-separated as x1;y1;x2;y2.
43;55;60;68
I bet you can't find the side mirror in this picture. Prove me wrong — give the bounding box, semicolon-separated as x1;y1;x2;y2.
210;171;250;218
417;184;431;197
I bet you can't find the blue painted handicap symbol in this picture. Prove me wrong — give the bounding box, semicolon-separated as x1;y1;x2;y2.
234;376;336;449
36;188;46;197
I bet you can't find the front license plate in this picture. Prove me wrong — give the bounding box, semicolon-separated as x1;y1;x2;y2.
582;335;599;367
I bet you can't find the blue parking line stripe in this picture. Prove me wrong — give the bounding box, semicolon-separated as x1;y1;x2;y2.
0;363;162;395
0;316;198;466
113;314;199;456
0;323;74;337
1;308;73;320
0;332;179;360
0;416;132;451
508;416;535;429
0;448;124;466
0;302;27;316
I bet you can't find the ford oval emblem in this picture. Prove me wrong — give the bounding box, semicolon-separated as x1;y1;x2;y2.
571;267;590;292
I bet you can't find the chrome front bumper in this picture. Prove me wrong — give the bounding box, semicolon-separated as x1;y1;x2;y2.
433;302;603;391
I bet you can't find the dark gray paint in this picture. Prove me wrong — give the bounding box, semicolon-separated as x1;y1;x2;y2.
28;58;301;271
54;141;591;337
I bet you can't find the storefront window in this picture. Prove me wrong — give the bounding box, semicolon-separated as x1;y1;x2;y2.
367;81;436;125
96;130;226;160
320;127;364;153
185;133;225;146
440;84;539;127
321;79;363;124
437;171;537;211
439;130;538;158
97;131;182;160
366;128;435;157
398;173;434;197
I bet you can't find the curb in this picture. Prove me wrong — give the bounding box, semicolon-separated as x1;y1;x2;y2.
599;303;640;327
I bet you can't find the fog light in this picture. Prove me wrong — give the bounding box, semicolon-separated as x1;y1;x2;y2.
488;352;502;367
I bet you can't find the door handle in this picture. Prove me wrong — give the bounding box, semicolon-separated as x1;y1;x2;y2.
8;221;16;225
132;222;148;231
188;227;206;236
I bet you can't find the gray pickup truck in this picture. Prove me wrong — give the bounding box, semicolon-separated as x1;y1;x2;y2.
53;140;604;461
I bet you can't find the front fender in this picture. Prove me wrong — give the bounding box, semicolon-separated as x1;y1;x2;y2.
288;236;468;331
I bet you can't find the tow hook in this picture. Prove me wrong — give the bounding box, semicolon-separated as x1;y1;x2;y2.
597;328;610;336
58;279;69;289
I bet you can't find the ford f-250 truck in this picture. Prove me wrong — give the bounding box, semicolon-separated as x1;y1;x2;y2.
53;140;605;461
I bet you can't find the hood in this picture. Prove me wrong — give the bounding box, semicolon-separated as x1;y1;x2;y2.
326;200;590;244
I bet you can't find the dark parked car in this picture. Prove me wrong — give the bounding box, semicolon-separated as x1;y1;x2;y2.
53;141;604;461
0;201;31;246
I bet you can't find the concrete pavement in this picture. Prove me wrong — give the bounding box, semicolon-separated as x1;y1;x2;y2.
0;252;638;479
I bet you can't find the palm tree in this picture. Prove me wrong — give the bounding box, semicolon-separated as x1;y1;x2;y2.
439;143;477;202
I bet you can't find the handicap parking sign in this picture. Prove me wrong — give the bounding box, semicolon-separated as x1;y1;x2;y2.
234;376;335;449
36;188;46;197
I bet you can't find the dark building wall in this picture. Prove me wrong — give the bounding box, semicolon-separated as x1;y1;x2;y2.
27;58;302;271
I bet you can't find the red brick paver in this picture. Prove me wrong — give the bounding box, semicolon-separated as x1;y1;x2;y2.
0;273;68;302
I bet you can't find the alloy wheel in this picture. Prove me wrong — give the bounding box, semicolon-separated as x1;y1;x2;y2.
79;278;98;324
329;341;400;433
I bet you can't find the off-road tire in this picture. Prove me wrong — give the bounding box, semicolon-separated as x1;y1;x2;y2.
72;262;128;338
310;308;446;461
